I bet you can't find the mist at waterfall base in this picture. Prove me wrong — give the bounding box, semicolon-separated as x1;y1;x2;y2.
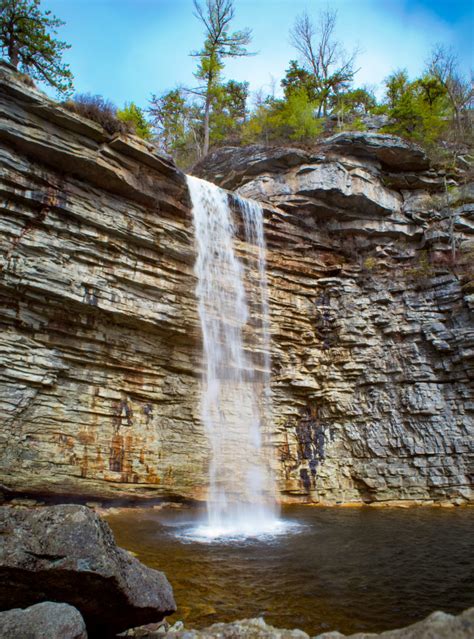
186;176;280;540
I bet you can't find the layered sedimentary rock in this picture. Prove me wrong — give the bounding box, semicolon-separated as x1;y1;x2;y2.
195;142;473;505
0;63;472;504
0;63;206;500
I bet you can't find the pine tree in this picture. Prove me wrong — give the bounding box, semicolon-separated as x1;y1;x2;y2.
191;0;252;156
0;0;73;93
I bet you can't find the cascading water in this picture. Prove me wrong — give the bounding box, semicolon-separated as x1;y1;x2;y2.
187;175;279;538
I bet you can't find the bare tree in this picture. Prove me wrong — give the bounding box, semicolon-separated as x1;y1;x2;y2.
427;44;473;137
191;0;252;156
289;9;359;116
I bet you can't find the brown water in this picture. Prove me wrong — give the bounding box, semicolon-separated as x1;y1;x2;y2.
105;505;474;635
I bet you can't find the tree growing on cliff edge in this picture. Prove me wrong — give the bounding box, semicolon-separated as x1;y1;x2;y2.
0;0;73;93
149;88;203;164
426;44;473;140
382;69;449;145
191;0;252;156
289;9;359;117
117;102;152;141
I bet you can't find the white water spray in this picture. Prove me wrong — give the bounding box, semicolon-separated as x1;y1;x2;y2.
187;175;279;538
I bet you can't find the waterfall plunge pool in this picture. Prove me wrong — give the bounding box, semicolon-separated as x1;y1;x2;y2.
105;504;474;635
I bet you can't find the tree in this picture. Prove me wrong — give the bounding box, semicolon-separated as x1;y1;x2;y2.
276;89;323;141
289;9;358;117
281;60;319;101
149;89;189;153
336;88;376;114
242;94;278;145
210;79;249;142
331;87;376;129
191;0;252;156
383;70;449;145
0;0;73;93
426;44;473;137
149;89;202;165
117;103;152;140
243;89;323;144
385;69;410;108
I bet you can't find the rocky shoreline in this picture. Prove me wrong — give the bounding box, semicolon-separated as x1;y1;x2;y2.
0;503;472;639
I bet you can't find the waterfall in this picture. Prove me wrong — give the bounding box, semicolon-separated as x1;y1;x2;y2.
187;175;278;537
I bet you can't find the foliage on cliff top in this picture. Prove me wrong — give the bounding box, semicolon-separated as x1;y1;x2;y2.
117;102;153;140
62;94;152;142
63;94;132;135
5;0;471;170
148;6;472;169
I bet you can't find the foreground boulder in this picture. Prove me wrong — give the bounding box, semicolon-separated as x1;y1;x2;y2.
0;601;87;639
0;505;176;637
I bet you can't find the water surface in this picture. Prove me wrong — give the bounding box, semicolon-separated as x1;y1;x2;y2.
106;505;474;635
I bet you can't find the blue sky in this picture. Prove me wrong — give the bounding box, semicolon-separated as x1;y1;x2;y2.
43;0;473;107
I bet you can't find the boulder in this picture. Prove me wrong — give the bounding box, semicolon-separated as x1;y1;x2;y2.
0;601;87;639
321;132;429;172
0;505;176;637
167;617;310;638
237;158;403;220
315;607;474;638
192;145;310;189
192;134;429;194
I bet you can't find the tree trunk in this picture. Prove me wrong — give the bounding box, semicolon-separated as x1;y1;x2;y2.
203;95;211;157
8;42;20;69
202;74;213;157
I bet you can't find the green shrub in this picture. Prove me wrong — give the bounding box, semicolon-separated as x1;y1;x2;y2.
243;90;323;144
117;102;152;140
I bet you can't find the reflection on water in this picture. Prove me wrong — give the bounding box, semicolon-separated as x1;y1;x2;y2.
105;505;474;635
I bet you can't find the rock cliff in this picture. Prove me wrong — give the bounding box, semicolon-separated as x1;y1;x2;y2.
0;63;472;505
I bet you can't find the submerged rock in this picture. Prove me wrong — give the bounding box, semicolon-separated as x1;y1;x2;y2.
0;505;176;637
0;601;87;639
169;617;309;638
